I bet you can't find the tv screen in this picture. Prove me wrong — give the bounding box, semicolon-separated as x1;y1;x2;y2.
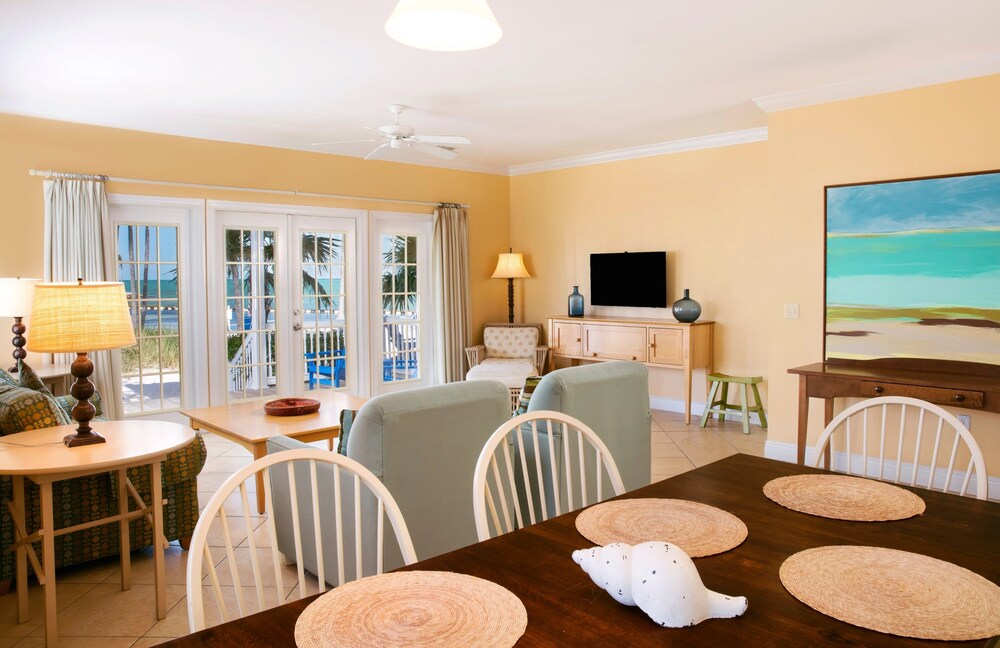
590;251;667;308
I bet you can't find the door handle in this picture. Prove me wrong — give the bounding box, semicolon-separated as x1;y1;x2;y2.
293;323;303;331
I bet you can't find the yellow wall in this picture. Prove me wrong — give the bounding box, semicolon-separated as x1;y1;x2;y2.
0;113;511;342
510;141;771;402
512;73;1000;469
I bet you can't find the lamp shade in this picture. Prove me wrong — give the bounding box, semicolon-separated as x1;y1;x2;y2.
27;281;136;353
0;277;41;316
385;0;502;52
491;253;531;279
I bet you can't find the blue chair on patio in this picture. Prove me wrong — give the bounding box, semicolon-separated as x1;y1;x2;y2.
306;351;346;388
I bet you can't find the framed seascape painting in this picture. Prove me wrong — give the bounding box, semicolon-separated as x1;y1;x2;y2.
824;169;1000;371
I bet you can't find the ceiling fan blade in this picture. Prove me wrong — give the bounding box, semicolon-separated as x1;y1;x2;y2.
364;143;390;160
311;138;380;146
411;135;470;145
412;142;458;160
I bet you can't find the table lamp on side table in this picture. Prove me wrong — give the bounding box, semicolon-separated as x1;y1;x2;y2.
27;279;136;446
0;277;41;372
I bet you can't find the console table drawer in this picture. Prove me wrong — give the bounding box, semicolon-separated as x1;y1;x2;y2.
582;325;647;361
860;381;984;408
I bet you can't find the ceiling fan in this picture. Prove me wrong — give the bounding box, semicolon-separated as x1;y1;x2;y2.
313;105;471;160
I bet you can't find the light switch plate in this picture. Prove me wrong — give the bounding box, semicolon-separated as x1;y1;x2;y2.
783;303;800;319
957;414;971;430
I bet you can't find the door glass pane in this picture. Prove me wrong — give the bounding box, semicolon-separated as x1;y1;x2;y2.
380;234;420;383
302;231;347;391
118;224;181;414
224;228;278;401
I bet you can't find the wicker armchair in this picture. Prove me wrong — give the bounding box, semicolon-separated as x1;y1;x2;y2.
465;323;548;412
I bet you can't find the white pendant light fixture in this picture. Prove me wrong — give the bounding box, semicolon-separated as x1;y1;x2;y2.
385;0;502;52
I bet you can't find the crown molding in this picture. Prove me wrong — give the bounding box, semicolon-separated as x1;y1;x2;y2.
753;51;1000;113
508;127;768;176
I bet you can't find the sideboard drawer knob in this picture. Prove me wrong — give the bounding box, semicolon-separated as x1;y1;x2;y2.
954;394;965;403
874;386;884;394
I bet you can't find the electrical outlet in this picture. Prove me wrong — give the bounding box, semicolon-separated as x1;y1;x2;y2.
783;303;800;319
957;414;971;430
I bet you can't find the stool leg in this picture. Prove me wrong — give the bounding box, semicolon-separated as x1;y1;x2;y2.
740;384;751;435
718;382;729;423
751;383;768;430
700;380;720;428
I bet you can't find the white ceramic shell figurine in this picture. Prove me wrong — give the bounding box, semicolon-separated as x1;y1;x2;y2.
572;541;748;628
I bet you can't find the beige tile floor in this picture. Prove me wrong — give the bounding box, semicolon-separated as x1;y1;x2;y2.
0;409;765;646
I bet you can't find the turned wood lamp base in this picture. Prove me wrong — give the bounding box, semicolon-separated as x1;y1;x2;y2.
64;351;105;447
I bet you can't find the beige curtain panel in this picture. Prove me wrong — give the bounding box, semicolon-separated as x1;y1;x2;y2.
43;178;125;420
432;205;471;383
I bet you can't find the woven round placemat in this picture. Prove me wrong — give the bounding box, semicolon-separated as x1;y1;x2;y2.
574;498;747;557
294;571;527;648
781;546;1000;640
763;474;925;521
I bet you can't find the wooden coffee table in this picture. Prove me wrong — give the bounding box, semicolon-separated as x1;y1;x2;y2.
181;391;367;513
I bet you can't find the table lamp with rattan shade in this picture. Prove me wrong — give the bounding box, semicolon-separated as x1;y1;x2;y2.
491;249;530;323
0;277;41;373
27;280;136;447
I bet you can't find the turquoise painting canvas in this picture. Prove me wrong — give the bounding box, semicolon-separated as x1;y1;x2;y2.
825;170;1000;366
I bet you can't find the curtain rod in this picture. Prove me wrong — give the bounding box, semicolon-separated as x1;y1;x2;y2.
27;169;468;209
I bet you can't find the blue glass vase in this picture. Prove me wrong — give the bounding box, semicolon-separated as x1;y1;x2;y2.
672;288;701;323
568;286;584;317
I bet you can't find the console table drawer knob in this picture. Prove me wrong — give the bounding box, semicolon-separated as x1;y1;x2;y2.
631;356;637;360
954;394;965;402
874;386;884;394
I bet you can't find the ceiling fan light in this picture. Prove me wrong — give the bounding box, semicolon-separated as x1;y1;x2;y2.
385;0;502;52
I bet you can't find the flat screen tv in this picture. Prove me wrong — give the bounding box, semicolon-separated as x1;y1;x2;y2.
590;251;667;308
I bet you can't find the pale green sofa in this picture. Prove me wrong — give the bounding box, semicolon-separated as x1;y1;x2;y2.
267;380;510;581
527;360;652;492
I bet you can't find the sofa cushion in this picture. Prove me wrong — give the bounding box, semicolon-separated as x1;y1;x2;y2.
17;363;55;397
0;382;72;435
483;326;538;359
466;358;535;390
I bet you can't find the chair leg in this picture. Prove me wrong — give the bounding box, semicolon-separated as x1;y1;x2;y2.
718;382;729;423
740;384;751;435
751;383;767;430
700;380;720;428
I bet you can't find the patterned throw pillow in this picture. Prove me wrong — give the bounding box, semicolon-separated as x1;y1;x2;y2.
515;376;543;417
0;382;72;435
337;408;357;456
0;367;17;388
17;362;55;397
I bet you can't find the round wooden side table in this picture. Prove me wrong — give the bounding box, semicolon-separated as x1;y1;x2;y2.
0;421;194;647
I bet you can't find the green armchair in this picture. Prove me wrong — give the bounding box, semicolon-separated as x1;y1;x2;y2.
0;364;207;590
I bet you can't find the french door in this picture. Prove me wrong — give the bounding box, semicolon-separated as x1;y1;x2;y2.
206;203;362;405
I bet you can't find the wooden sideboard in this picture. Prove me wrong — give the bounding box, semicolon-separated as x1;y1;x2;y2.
548;316;714;424
788;362;1000;465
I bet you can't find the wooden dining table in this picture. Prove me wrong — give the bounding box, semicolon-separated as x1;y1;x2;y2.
162;454;999;646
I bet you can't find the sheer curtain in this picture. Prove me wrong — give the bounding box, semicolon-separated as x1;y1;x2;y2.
43;176;125;420
431;205;471;383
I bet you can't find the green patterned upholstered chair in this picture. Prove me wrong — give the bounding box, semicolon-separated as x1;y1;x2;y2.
0;364;207;592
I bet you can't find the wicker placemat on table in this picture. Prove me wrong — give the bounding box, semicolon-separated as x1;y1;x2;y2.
763;474;925;521
294;571;527;648
780;546;1000;641
574;498;747;557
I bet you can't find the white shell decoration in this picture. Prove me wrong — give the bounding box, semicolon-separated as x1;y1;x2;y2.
572;541;748;628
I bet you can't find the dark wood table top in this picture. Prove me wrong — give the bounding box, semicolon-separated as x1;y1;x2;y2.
163;454;999;647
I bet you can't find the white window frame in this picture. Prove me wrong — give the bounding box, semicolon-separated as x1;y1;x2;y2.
108;194;207;419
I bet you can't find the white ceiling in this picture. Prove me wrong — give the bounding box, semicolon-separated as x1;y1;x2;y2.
2;1;999;175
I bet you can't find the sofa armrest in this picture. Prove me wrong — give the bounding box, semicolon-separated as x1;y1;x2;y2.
533;346;549;375
465;345;486;370
129;433;207;487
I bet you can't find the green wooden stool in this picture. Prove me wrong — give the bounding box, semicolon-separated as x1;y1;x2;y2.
700;373;767;434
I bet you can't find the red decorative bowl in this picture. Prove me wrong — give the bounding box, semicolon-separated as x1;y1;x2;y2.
264;397;321;417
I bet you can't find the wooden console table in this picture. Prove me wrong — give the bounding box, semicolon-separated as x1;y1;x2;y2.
788;362;1000;465
548;316;713;424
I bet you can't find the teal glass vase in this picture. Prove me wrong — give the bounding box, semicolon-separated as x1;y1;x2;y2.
568;286;584;317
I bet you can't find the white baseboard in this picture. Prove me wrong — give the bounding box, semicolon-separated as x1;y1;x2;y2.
650;395;764;426
765;440;999;501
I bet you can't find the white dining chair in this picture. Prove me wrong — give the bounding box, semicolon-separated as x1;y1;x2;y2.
473;410;625;541
811;396;988;500
186;448;417;632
